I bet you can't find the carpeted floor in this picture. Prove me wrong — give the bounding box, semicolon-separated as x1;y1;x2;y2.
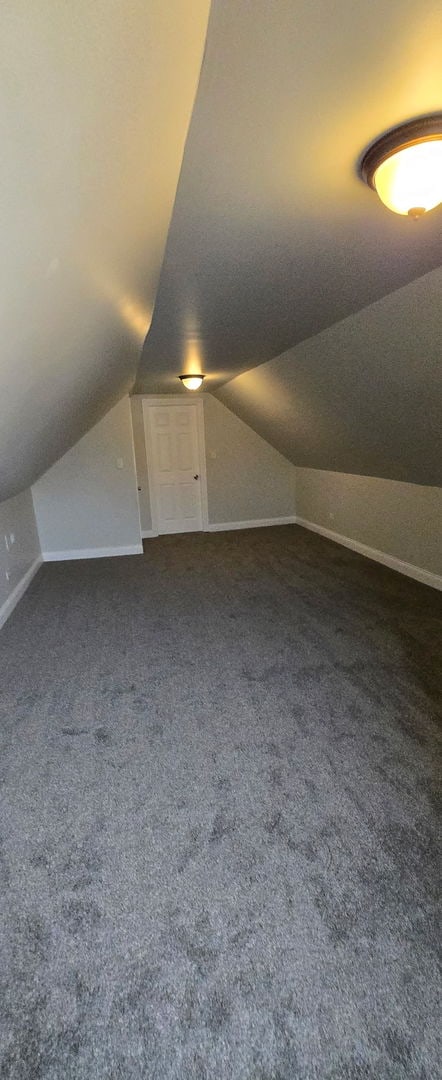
0;525;441;1079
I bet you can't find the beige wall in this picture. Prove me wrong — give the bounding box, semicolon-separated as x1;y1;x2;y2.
0;489;41;626
296;468;442;577
203;394;295;524
32;397;142;557
131;393;296;531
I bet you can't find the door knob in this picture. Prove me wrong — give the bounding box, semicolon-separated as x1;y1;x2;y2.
194;474;199;480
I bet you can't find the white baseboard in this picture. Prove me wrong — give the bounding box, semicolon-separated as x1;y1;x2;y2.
141;529;158;539
43;543;143;561
296;518;442;591
0;555;43;630
206;515;297;533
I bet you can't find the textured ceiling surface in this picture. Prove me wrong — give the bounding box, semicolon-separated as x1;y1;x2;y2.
136;0;442;395
0;0;210;501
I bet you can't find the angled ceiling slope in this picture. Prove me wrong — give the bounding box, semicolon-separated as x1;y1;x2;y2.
136;0;442;394
216;268;442;487
0;0;210;502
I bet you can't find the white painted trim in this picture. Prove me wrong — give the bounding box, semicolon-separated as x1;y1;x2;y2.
141;529;158;539
296;518;442;591
43;544;143;561
0;555;42;630
143;401;160;535
135;394;206;406
195;400;209;531
207;516;297;532
128;398;144;547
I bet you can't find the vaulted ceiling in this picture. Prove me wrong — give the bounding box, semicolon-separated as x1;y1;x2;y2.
0;0;210;501
136;0;442;396
1;0;441;500
217;267;442;486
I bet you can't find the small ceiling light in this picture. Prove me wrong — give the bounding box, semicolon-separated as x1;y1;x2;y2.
359;114;442;218
179;374;205;390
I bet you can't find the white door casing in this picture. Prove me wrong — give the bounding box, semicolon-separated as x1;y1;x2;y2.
142;397;208;535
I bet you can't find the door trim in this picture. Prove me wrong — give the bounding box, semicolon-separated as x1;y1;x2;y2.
141;396;209;536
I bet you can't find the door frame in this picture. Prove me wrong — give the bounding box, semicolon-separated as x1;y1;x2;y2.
141;395;209;537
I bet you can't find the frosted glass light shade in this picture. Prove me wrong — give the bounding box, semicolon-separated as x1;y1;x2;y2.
359;116;442;218
179;374;204;390
373;139;442;216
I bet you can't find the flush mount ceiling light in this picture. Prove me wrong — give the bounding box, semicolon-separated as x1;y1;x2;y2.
359;114;442;218
179;374;205;390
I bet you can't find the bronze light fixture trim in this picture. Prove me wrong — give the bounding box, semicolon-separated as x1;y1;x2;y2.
179;374;205;390
358;113;442;218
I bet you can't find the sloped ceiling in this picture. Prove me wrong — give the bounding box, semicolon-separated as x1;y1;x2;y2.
135;1;442;481
217;268;442;486
0;0;210;501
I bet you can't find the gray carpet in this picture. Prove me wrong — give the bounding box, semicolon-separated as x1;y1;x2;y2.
0;525;441;1080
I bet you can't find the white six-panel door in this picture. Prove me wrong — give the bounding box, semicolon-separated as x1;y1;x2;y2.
143;403;204;534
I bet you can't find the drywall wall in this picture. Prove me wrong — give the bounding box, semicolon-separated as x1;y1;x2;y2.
216;268;442;487
130;393;296;531
32;397;142;558
0;489;41;627
203;394;295;524
296;468;442;578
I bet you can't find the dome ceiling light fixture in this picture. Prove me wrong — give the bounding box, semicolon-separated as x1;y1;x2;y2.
179;374;205;390
358;113;442;219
